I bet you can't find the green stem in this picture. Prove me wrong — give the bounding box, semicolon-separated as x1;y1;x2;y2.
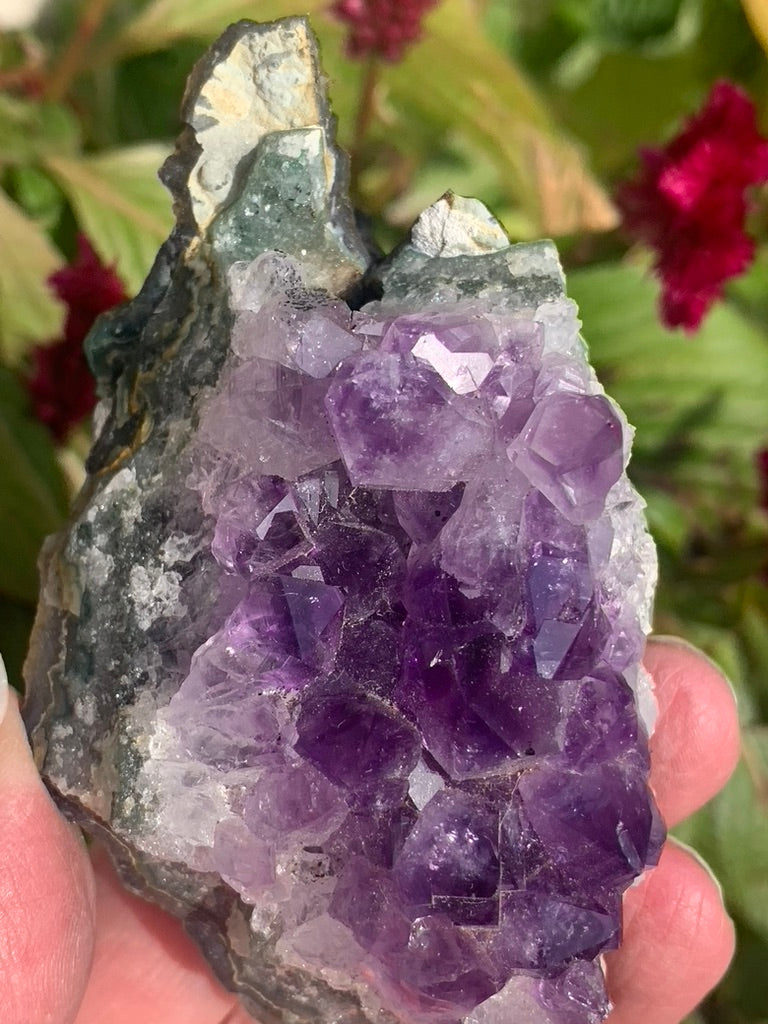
350;57;380;178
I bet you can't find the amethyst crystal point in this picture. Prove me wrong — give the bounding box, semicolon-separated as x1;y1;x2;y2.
24;17;661;1024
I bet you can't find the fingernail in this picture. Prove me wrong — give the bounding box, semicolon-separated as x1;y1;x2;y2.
0;653;8;727
668;836;727;906
649;634;739;707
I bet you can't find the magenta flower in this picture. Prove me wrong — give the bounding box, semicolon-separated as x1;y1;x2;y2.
28;236;127;441
617;81;768;331
332;0;439;62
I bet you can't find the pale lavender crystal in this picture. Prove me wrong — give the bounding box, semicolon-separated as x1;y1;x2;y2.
24;22;661;1024
511;394;623;524
243;764;345;838
212;816;275;900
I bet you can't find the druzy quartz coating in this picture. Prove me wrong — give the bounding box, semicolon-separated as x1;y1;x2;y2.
23;18;662;1024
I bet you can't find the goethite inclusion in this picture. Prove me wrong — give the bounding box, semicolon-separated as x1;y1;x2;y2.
24;18;662;1024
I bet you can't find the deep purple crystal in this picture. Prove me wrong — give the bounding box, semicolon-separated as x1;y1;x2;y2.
159;268;662;1023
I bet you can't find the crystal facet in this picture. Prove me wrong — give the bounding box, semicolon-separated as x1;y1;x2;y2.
24;17;661;1024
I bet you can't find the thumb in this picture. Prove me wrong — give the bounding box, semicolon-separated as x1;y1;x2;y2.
0;655;95;1024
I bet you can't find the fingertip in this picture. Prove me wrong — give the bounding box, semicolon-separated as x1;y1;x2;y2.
606;842;735;1024
0;696;95;1024
644;637;740;826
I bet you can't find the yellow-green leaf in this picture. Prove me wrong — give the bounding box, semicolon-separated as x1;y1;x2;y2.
97;0;614;238
742;0;768;56
104;0;329;60
0;189;64;364
45;145;173;295
382;0;618;236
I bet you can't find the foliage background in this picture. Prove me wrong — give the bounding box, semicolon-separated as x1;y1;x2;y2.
1;1;768;1021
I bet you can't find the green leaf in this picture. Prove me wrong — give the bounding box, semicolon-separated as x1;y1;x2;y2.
593;0;685;44
8;166;65;230
0;366;69;605
707;918;768;1023
691;0;766;92
0;597;36;693
727;245;768;328
0;189;64;364
710;730;768;944
741;0;768;56
552;48;702;174
104;0;329;59
567;262;768;507
738;586;768;722
492;0;590;77
110;41;206;146
556;0;701;87
45;145;173;295
642;486;690;551
0;94;80;167
0;94;44;166
551;0;761;175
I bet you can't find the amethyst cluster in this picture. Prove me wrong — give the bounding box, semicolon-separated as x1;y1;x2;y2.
151;249;663;1022
23;20;661;1024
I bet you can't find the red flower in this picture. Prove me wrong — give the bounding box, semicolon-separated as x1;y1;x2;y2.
332;0;439;62
617;81;768;331
28;236;127;441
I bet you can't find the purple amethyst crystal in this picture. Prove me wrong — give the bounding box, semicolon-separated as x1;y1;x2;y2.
23;18;661;1024
146;285;662;1021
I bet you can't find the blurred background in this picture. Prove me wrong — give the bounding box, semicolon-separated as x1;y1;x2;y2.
1;2;767;1021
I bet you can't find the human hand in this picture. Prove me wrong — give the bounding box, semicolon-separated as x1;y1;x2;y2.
0;638;739;1024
